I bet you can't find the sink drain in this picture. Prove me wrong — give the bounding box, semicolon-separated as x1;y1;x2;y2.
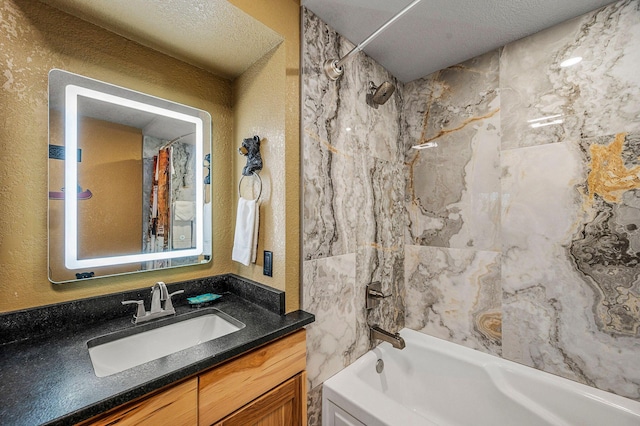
376;358;384;374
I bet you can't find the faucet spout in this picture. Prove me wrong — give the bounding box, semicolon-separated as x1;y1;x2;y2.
122;282;183;324
150;281;168;313
370;325;405;350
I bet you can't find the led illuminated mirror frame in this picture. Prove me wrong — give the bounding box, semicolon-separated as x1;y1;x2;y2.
48;69;212;283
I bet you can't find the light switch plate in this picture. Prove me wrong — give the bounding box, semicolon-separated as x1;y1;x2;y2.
263;251;273;277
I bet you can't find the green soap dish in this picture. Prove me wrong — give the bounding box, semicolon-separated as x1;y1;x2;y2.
187;293;222;306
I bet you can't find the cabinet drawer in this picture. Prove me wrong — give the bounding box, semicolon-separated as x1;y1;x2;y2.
84;377;197;426
199;330;306;425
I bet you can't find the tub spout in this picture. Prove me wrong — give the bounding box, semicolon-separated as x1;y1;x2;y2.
370;325;405;350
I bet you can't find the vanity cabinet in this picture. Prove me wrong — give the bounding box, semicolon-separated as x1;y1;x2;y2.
81;330;307;426
199;329;306;425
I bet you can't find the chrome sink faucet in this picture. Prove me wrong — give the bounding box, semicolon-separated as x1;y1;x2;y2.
122;281;184;324
150;281;169;313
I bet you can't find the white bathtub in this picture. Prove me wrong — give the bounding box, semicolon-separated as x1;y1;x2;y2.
322;328;640;426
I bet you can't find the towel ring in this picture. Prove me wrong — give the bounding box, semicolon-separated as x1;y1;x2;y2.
238;172;262;201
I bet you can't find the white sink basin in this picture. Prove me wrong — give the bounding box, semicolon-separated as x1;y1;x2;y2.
88;310;244;377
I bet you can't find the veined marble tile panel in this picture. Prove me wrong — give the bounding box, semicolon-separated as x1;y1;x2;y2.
302;9;402;260
303;253;357;390
404;245;502;356
571;132;640;337
307;384;322;426
350;53;403;164
302;128;361;260
357;246;404;348
302;9;356;260
404;50;500;148
403;50;501;251
501;140;640;401
354;155;405;355
355;156;405;260
500;0;640;150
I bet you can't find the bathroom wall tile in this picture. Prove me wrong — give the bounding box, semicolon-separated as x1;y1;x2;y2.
500;0;640;150
404;245;502;356
304;9;402;166
404;50;500;149
501;139;640;400
302;8;407;414
302;10;358;260
307;384;323;426
403;50;501;251
355;246;405;354
349;53;403;164
353;156;406;356
302;130;361;260
501;142;588;380
302;9;403;261
572;132;640;337
303;253;357;390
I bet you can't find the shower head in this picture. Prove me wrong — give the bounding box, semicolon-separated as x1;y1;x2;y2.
367;81;395;108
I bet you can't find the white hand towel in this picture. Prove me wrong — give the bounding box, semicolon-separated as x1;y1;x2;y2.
251;201;259;264
172;221;193;249
203;202;212;256
232;197;258;266
174;201;196;221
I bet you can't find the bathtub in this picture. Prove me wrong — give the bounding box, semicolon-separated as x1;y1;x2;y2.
322;328;640;426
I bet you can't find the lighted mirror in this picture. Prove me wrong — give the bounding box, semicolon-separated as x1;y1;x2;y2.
48;69;212;283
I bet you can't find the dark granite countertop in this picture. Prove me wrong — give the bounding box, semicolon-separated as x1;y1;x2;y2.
0;274;314;426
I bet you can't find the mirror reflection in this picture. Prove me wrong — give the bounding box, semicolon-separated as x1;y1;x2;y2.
48;69;212;283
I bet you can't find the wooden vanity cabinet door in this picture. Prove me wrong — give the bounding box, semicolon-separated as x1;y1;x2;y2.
198;330;306;425
83;377;197;426
214;373;304;426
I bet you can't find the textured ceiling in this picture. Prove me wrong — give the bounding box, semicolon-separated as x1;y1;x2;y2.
302;0;617;82
38;0;283;80
39;0;616;83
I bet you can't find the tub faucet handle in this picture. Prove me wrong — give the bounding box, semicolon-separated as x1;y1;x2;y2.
366;282;391;310
368;288;390;299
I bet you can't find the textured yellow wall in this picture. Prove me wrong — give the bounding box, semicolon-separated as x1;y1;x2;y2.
0;0;300;312
229;0;301;312
233;47;286;290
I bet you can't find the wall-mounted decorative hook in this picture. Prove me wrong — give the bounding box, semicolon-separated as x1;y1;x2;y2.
239;135;263;176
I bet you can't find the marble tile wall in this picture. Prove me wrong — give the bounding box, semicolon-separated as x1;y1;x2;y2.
301;8;405;425
402;47;505;363
404;0;640;401
403;50;502;252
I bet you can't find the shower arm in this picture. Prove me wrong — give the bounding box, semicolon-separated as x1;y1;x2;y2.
324;0;422;80
160;131;195;149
